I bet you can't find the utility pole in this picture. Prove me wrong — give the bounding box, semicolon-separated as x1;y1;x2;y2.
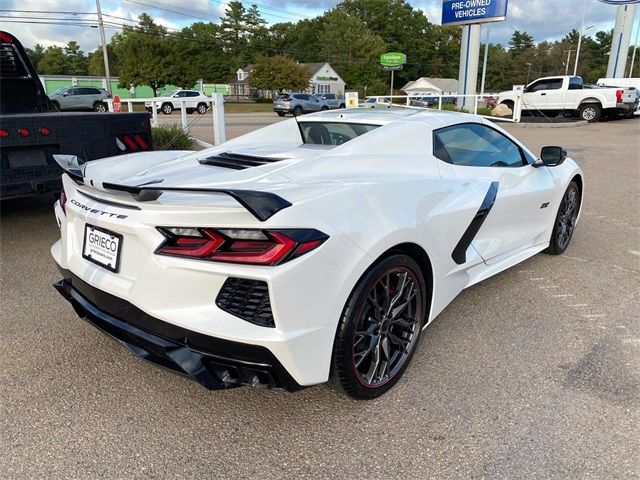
564;50;575;75
480;25;490;95
573;0;589;76
526;63;532;85
630;13;639;78
96;0;112;95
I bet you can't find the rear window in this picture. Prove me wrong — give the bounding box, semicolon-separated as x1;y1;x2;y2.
299;122;379;145
276;94;291;101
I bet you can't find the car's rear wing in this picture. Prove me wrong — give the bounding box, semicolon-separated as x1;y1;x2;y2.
54;155;292;221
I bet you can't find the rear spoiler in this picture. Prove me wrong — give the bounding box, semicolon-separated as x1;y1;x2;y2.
54;155;291;221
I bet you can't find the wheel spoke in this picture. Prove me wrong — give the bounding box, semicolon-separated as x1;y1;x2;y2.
354;335;379;368
388;333;410;354
364;340;382;383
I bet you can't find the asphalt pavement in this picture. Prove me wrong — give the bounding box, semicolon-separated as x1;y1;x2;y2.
1;115;639;479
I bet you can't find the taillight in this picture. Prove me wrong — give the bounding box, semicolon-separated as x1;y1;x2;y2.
0;129;8;138
156;228;328;265
59;188;67;214
39;127;50;136
18;128;29;137
616;89;623;103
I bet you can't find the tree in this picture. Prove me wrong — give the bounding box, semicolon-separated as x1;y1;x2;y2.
87;45;119;76
25;44;45;71
220;1;266;69
37;46;68;74
250;55;311;92
64;41;87;75
115;14;173;95
318;10;386;91
508;30;534;56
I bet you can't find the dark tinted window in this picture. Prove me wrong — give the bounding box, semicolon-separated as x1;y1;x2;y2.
568;77;583;90
434;123;525;168
185;91;199;97
293;94;306;100
299;122;379;145
67;88;79;96
528;78;563;92
325;94;335;99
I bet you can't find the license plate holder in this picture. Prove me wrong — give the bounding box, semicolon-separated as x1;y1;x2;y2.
82;224;122;273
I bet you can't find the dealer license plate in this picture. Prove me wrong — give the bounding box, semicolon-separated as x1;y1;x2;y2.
82;224;122;273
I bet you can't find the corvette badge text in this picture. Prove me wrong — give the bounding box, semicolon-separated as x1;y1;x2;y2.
70;199;128;219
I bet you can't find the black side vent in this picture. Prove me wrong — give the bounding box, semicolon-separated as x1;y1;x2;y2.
216;278;275;327
200;152;286;170
0;44;28;79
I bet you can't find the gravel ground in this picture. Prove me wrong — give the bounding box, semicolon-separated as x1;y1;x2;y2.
1;116;639;479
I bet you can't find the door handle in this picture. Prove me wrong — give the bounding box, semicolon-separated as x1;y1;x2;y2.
540;93;547;96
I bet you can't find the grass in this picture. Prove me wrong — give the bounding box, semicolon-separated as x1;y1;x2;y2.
151;125;197;150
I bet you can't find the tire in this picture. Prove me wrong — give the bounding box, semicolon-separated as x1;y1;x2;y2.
276;112;285;117
329;254;427;399
186;109;195;114
196;103;207;114
339;103;346;109
161;103;173;115
578;103;601;122
546;181;581;255
93;102;107;112
293;106;303;117
321;106;329;111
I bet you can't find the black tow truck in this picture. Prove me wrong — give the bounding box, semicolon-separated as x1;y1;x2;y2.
0;30;153;200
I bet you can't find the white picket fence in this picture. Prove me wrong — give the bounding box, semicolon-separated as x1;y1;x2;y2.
364;93;523;122
105;93;226;146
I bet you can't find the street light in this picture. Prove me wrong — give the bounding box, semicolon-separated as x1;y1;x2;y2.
526;62;532;84
574;0;594;76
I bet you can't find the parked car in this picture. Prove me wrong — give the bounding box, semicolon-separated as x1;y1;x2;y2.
48;86;111;112
497;75;638;122
363;97;392;108
273;93;323;116
52;108;584;399
314;93;346;110
145;89;210;115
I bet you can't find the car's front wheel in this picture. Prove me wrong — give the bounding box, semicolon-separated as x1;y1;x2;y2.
161;103;173;115
197;103;207;114
329;254;427;399
546;181;581;255
93;102;107;112
293;106;303;116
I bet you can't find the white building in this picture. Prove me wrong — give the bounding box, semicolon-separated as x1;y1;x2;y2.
231;62;346;98
401;77;459;96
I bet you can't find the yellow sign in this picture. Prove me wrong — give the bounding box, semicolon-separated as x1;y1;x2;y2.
346;92;359;108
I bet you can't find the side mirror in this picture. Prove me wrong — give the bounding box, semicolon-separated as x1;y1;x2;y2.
540;146;568;166
62;92;68;97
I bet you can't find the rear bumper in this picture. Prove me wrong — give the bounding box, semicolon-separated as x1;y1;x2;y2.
54;270;303;391
273;106;291;113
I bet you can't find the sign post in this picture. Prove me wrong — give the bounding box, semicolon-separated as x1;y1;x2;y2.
441;0;509;110
599;0;639;78
380;52;407;99
345;92;359;109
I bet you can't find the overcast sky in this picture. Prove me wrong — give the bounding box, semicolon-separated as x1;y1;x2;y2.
0;0;637;52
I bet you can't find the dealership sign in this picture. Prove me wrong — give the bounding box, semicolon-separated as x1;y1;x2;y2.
441;0;509;26
380;52;406;68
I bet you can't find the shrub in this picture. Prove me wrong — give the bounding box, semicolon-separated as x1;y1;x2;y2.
476;106;494;116
254;96;273;103
151;125;197;150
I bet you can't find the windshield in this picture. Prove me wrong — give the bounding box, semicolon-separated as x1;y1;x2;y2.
51;87;68;95
164;89;179;97
299;122;379;146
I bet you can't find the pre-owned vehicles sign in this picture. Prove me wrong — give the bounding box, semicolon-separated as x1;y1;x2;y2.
441;0;509;26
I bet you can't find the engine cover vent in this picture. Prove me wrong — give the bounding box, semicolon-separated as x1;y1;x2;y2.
200;152;286;170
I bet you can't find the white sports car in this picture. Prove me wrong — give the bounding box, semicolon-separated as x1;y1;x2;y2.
51;109;583;399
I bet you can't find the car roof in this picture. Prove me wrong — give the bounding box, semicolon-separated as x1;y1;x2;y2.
298;108;417;125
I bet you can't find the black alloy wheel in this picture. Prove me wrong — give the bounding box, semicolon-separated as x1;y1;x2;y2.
330;254;427;399
546;181;580;255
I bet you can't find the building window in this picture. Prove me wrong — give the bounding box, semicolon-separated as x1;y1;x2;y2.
316;84;330;94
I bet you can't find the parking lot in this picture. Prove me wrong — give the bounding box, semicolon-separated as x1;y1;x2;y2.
1;116;639;478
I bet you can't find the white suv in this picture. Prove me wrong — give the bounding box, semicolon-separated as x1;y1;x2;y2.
145;89;210;115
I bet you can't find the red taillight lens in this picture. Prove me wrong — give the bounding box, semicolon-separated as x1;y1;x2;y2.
0;129;8;138
18;128;29;137
616;89;623;103
59;188;67;213
156;228;328;266
39;127;50;136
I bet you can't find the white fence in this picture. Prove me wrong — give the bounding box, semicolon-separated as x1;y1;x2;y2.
364;93;523;122
105;93;226;146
